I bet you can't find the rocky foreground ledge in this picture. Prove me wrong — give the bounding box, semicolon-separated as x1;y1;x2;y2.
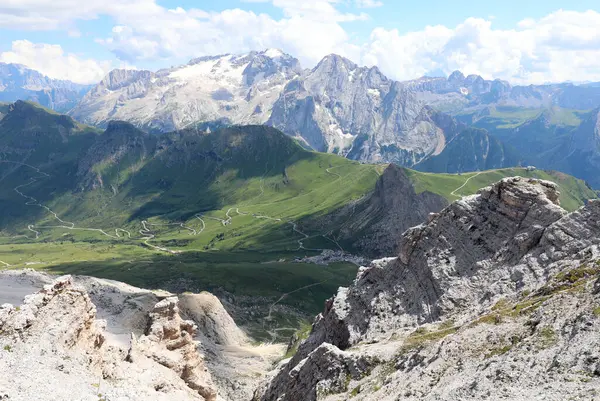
2;177;600;401
255;177;600;401
0;272;282;401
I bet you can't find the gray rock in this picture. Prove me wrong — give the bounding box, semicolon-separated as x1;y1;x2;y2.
257;177;600;400
0;62;91;112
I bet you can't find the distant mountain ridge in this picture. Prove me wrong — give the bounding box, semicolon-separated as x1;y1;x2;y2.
405;70;600;113
69;50;519;170
4;49;596;186
0;63;92;112
70;49;303;133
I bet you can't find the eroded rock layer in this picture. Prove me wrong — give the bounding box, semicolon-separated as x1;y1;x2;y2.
256;177;600;401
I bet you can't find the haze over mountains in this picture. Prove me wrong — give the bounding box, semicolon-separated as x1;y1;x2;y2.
1;48;600;189
0;62;91;112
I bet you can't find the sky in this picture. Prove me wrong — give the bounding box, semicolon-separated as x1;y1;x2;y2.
0;0;599;85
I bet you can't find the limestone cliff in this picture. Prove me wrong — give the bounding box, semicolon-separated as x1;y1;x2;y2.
256;177;600;401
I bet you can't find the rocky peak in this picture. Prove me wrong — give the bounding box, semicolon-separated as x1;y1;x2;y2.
491;78;512;92
242;49;303;86
570;106;600;151
256;178;600;399
98;69;154;92
0;62;89;93
448;70;465;83
0;63;92;112
464;74;490;94
314;54;358;74
333;164;449;257
0;275;105;351
130;297;218;401
0;273;227;400
0;62;47;89
257;178;600;400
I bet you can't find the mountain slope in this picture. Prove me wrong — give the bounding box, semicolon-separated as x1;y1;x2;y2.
413;127;521;173
1;103;595;252
551;108;600;188
0;63;91;112
0;102;384;254
256;177;600;401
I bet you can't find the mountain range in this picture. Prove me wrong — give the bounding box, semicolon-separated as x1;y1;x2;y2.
0;101;594;256
1;98;600;400
407;69;600;113
0;62;91;112
2;50;600;188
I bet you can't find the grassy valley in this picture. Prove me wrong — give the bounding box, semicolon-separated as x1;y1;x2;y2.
406;167;596;212
0;101;596;340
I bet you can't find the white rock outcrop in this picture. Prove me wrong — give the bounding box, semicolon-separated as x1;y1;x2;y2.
0;272;281;401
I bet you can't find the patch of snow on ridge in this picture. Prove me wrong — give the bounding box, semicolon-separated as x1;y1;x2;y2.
264;48;284;59
169;55;248;88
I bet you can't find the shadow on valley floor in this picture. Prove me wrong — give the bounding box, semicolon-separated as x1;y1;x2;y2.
39;250;358;335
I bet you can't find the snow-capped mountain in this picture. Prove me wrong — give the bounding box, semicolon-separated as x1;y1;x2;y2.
70;49;303;133
0;63;91;112
71;50;464;166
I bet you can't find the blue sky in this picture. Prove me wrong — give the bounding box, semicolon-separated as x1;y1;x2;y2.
0;1;599;85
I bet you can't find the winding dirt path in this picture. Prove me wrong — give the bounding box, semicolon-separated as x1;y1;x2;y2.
3;159;349;256
450;172;483;197
266;279;329;321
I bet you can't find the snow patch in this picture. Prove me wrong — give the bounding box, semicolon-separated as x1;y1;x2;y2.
367;88;380;98
264;48;284;59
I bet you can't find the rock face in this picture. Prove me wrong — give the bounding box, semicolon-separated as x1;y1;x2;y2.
552;107;600;188
256;177;600;400
267;55;446;165
413;127;520;173
130;297;217;401
0;275;215;400
0;271;280;401
321;164;449;257
0;63;91;112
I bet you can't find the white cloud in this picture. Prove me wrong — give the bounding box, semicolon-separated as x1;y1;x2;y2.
0;40;114;84
1;1;600;85
358;10;600;84
95;1;362;67
355;0;383;8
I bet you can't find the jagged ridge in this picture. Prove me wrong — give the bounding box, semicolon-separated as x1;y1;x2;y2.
256;177;600;400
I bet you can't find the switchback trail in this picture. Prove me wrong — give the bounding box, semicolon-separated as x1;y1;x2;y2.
450;172;483;197
3;161;186;253
3;159;348;256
